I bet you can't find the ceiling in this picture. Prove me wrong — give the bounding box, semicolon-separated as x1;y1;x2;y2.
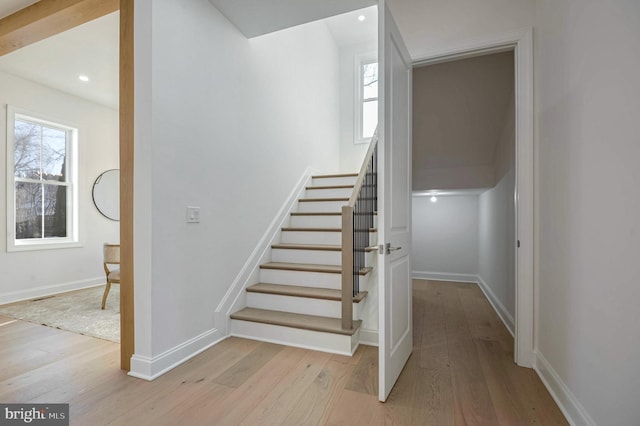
0;1;378;110
324;6;377;47
0;7;119;109
208;0;376;38
413;51;514;175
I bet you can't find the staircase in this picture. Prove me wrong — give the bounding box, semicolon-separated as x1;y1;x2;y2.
229;173;376;355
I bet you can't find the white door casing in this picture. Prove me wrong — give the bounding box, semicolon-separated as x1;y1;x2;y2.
378;0;413;402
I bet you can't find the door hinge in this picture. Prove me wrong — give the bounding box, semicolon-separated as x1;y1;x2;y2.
517;240;521;248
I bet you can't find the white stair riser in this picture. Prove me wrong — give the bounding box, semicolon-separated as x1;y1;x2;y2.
297;200;347;212
289;215;342;228
352;272;372;291
230;320;359;355
311;176;357;186
260;268;373;289
362;251;377;267
246;293;364;319
289;215;377;228
271;248;341;265
260;269;340;289
281;231;341;245
271;249;375;268
305;188;353;198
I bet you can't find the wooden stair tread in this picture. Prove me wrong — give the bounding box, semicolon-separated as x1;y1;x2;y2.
312;173;358;179
281;227;376;233
230;307;361;336
306;185;354;190
290;212;341;216
271;243;341;251
260;262;372;275
247;283;367;302
281;227;341;232
272;243;377;252
289;211;377;216
298;197;349;202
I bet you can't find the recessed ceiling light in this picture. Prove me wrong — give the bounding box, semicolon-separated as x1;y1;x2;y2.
78;75;89;82
358;15;365;22
430;195;438;203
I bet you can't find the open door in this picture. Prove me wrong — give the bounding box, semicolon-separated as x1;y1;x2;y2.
378;0;413;402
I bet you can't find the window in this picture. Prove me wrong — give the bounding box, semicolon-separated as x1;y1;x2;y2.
6;107;79;251
356;57;378;143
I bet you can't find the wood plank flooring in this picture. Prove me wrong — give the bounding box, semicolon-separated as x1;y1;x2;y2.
0;281;568;425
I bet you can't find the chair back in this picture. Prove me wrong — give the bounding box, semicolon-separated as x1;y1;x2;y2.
103;243;120;265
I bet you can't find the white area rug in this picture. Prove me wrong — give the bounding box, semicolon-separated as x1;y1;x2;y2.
0;286;120;343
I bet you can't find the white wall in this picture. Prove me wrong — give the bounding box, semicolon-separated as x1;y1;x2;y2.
477;89;515;331
478;168;515;329
387;0;536;60
535;0;640;424
338;41;377;172
0;70;119;304
411;194;479;281
133;0;341;372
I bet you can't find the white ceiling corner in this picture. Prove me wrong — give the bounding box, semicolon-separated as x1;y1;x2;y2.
324;6;378;47
208;0;376;38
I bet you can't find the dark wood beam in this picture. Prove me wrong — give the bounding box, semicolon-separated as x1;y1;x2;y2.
0;0;119;56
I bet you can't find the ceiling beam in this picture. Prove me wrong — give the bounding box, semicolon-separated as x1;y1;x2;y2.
0;0;119;56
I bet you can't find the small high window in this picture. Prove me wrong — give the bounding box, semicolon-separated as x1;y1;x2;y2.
6;107;79;251
356;58;378;143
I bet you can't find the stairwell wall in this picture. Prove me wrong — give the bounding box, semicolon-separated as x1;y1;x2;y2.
132;0;340;377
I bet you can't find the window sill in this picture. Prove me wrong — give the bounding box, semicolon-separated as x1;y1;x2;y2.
8;240;82;252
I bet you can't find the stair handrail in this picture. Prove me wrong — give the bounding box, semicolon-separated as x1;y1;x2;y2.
341;128;378;331
347;130;379;208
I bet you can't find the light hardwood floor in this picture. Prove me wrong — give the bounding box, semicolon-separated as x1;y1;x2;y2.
0;280;567;425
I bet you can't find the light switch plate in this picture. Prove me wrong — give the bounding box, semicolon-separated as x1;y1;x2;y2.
186;206;200;223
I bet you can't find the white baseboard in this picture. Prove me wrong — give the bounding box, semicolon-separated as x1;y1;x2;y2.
0;277;104;305
534;350;595;426
129;328;226;381
412;270;478;283
359;328;378;346
476;275;515;336
215;167;316;334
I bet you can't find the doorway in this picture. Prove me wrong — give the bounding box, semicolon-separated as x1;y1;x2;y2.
0;0;134;370
412;49;516;329
411;30;534;367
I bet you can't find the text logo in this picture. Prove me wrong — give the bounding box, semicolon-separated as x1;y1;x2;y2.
1;404;68;425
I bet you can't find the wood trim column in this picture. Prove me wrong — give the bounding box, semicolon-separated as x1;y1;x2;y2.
119;0;134;371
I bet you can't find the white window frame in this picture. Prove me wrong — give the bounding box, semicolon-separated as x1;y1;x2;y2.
6;106;80;252
354;52;378;144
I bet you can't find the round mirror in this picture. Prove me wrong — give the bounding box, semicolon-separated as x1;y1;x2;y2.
92;169;120;221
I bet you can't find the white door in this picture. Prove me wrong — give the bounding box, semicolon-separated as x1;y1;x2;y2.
378;0;413;402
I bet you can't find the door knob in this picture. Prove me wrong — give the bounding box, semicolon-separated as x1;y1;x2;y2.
385;243;402;255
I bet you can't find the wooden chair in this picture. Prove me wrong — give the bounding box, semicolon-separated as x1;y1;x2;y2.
101;243;120;309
